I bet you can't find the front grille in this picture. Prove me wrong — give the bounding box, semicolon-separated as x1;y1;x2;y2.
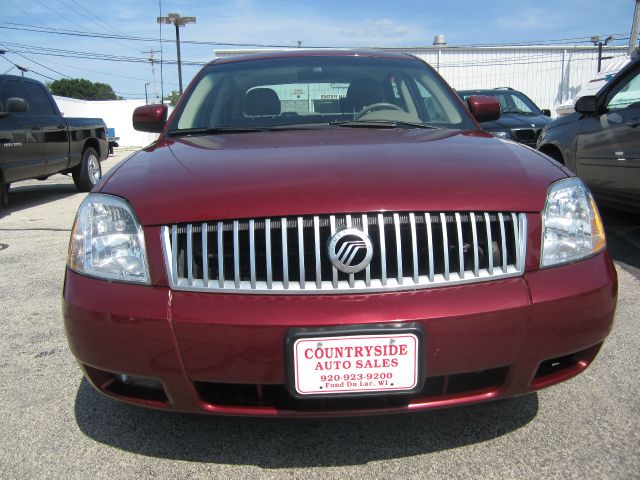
511;128;541;144
161;211;526;294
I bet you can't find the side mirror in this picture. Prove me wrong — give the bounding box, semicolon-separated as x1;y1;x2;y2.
541;109;552;117
6;97;28;113
466;95;501;123
575;96;597;115
133;104;168;133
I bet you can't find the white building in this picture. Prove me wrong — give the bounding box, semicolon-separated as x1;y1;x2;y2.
214;45;629;115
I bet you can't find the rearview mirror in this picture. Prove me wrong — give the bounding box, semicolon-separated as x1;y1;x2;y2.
575;96;597;115
541;109;551;117
132;104;168;133
6;97;28;113
466;95;501;123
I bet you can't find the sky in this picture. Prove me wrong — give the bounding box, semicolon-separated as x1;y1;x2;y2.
0;0;636;101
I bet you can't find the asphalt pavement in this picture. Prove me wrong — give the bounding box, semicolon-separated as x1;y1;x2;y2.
0;152;638;479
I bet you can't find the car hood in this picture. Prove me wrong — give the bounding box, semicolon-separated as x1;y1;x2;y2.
480;114;552;131
100;128;566;225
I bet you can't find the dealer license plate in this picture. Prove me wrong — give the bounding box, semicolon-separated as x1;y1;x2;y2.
292;333;420;396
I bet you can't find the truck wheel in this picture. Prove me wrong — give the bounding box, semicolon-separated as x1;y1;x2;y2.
1;180;9;206
72;147;102;192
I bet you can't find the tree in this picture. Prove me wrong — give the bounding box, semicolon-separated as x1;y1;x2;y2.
164;90;181;107
48;78;120;100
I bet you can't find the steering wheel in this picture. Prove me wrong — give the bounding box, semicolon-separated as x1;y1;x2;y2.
355;102;404;119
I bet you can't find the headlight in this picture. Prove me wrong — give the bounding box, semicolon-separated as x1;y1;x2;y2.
67;193;150;283
541;178;605;267
488;130;512;139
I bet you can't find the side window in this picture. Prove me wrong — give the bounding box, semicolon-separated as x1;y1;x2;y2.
23;82;56;115
606;69;640;110
0;80;28;113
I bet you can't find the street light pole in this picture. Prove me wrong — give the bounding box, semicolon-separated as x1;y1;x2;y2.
157;13;196;95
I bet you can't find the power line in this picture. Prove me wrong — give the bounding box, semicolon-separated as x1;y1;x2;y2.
4;22;630;50
0;42;71;78
0;53;56;80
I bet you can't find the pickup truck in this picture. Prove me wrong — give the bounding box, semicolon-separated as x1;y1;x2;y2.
0;74;108;205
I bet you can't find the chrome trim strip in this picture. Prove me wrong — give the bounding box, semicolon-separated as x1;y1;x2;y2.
378;213;387;286
484;212;493;275
281;217;289;289
297;216;305;289
394;213;403;285
313;215;321;289
498;212;507;273
233;220;240;288
409;212;418;284
470;213;479;277
455;212;464;279
330;215;338;288
362;213;371;287
201;222;209;285
265;218;273;289
440;212;449;281
217;221;224;288
171;225;178;285
249;219;256;289
186;224;193;285
346;214;355;288
425;213;434;282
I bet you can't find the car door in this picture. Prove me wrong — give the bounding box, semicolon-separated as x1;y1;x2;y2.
0;78;45;182
22;80;70;176
575;64;640;203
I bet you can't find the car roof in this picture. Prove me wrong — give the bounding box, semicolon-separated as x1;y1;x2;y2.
209;49;416;66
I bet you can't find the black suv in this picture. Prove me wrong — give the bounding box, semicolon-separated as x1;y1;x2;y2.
457;88;552;146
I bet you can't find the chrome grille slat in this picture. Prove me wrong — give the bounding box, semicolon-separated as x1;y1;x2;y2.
162;211;527;295
201;222;209;286
265;218;273;289
233;220;240;288
409;213;418;284
217;221;224;287
440;212;449;281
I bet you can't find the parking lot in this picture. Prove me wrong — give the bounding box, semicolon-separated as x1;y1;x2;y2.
1;151;639;479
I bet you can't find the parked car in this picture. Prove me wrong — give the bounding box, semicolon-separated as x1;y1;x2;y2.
0;74;108;205
63;51;616;417
537;56;640;212
457;88;552;146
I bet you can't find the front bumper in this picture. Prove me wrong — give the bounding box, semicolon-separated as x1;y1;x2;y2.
63;251;617;417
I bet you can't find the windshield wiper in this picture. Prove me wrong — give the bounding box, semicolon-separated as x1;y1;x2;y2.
166;126;266;137
330;120;439;129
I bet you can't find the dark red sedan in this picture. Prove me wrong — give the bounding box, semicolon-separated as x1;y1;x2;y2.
63;51;617;417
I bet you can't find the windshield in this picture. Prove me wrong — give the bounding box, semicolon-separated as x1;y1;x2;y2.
169;55;476;133
458;90;542;115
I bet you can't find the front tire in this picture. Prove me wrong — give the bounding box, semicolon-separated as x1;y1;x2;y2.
73;147;102;192
1;180;9;206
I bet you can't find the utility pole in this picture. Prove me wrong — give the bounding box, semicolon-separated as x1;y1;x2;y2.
630;0;640;56
591;35;613;72
144;82;150;105
157;13;196;95
143;49;159;101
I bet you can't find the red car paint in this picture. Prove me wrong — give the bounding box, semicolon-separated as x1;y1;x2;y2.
63;51;617;417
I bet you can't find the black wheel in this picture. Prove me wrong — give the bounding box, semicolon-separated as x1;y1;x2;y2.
72;147;102;192
1;180;9;206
